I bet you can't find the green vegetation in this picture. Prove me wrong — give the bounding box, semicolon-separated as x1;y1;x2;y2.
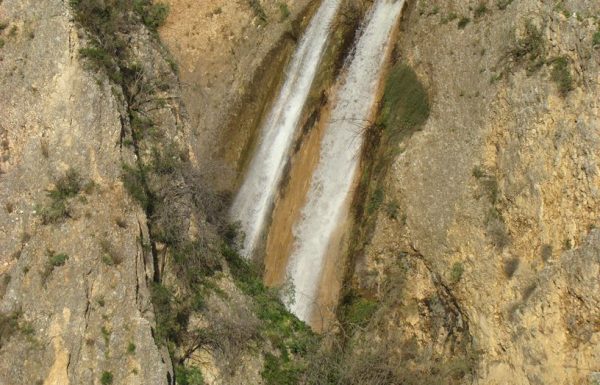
100;239;123;266
550;56;574;96
49;253;69;267
450;262;464;283
378;64;430;139
70;0;169;83
224;244;318;379
41;250;70;284
511;21;545;73
39;169;82;224
0;39;4;49
101;325;111;345
593;31;600;47
441;12;458;24
474;3;488;18
249;0;268;23
139;2;169;31
458;17;471;29
127;342;136;354
121;164;150;210
176;365;204;385
0;310;36;348
100;371;113;385
366;188;384;214
278;2;290;21
342;295;378;328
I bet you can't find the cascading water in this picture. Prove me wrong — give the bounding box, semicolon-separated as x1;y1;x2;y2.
286;0;406;323
230;0;341;257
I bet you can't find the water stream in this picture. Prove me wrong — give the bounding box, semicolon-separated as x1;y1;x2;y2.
286;0;406;323
230;0;341;257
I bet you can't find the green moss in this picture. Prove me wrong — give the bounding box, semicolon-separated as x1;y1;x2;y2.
378;63;430;134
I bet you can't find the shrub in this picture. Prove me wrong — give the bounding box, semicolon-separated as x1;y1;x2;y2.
79;46;113;74
41;251;69;284
511;21;545;72
497;0;514;10
450;262;464;283
49;253;69;267
593;31;600;47
100;371;113;385
0;39;4;49
39;199;69;224
100;239;123;266
441;12;458;24
0;312;19;348
262;353;302;385
367;188;384;215
53;169;81;197
127;342;136;354
550;56;574;96
458;17;471;29
278;2;290;20
343;295;378;328
138;2;169;31
472;165;486;179
121;163;150;209
176;365;204;385
39;169;83;224
249;0;268;23
474;3;488;18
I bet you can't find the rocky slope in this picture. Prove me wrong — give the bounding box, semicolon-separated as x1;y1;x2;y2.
0;0;173;383
348;0;600;384
1;0;599;384
0;1;317;385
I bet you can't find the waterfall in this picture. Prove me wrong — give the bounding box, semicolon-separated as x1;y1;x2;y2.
230;0;341;257
286;0;405;323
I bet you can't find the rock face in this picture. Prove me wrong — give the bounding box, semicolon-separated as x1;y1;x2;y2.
159;0;315;190
1;0;598;384
353;0;600;384
0;0;172;384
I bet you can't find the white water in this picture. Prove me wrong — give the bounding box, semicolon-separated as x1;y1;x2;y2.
287;0;405;322
230;0;341;257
